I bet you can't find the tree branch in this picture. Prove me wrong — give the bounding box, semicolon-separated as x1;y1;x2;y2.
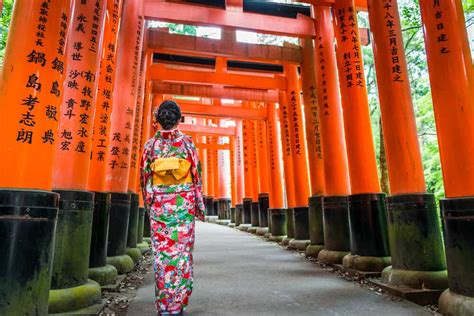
402;25;421;32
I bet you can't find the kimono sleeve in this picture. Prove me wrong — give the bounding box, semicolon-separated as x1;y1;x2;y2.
140;138;155;211
186;136;206;220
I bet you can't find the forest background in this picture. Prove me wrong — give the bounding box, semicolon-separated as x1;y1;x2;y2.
1;0;473;201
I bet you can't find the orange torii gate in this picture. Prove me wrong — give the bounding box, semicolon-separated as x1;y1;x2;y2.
2;0;474;314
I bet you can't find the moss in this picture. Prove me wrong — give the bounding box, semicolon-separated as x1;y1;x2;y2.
107;254;134;274
88;264;118;286
51;200;94;289
0;266;52;315
48;280;102;314
388;208;446;271
126;247;142;264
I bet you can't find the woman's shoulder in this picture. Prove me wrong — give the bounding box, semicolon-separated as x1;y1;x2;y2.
144;137;159;150
181;133;196;146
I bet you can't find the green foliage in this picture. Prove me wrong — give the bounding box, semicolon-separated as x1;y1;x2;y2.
0;0;14;63
416;94;445;201
167;24;197;37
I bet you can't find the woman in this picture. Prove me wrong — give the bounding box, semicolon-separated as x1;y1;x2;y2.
140;100;205;316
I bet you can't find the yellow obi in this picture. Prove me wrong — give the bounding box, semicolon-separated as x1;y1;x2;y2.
151;157;193;186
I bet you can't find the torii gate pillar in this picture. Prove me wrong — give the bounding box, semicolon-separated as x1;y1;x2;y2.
333;0;390;273
48;1;107;313
87;0;123;287
368;0;447;295
418;0;474;312
0;1;72;314
285;65;312;252
105;0;145;275
313;5;352;265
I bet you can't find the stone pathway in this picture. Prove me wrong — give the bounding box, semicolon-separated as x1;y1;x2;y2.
127;222;432;316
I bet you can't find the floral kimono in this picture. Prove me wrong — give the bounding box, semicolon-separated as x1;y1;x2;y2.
140;129;205;314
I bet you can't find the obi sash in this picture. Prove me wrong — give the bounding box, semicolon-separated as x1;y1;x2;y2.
151;157;193;186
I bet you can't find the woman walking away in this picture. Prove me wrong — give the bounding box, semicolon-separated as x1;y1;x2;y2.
140;100;205;316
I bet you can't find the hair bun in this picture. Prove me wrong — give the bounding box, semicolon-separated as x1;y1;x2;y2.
156;100;182;130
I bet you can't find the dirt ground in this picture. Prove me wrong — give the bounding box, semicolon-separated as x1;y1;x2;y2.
100;251;153;316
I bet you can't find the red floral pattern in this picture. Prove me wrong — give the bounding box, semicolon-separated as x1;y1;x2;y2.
141;129;205;313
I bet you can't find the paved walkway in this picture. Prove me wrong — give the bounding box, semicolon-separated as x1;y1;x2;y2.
127;222;431;316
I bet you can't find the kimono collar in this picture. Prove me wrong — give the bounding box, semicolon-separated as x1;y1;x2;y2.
155;129;183;140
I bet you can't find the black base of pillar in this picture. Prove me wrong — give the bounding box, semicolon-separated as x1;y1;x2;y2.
242;198;252;224
143;207;150;239
126;193;141;263
382;193;447;290
344;193;391;272
218;198;231;220
318;196;350;265
267;208;272;233
281;208;294;245
258;193;269;228
107;193;131;257
204;196;215;216
213;199;219;217
293;206;309;240
235;204;243;226
88;192;117;286
89;192;111;269
269;208;287;241
49;190;102;314
51;190;94;289
230;207;236;223
286;208;295;239
307;196;324;257
251;201;259;227
138;207;145;244
127;193;139;249
0;189;59;316
288;206;310;251
439;290;474;316
107;193;133;274
438;197;474;314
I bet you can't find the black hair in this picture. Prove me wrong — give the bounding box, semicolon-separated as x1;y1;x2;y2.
156;100;182;130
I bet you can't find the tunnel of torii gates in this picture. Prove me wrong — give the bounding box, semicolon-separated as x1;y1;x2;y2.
0;0;473;315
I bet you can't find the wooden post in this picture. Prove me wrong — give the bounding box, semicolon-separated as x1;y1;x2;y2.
285;64;311;249
256;117;271;195
333;0;380;195
333;0;390;272
105;0;145;274
255;108;271;233
312;5;351;264
300;38;325;197
278;91;296;245
419;0;474;311
49;0;107;313
300;37;326;258
267;103;285;209
197;118;208;195
89;0;123;193
230;135;237;207
367;0;447;291
0;0;72;190
52;0;107;191
267;102;286;241
235;120;245;206
128;53;148;194
0;1;73;314
87;0;123;287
